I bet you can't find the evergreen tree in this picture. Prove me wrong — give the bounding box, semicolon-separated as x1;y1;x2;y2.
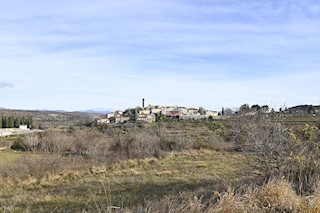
9;116;14;128
0;117;2;128
1;116;5;128
4;117;9;128
27;117;33;128
14;117;21;128
21;117;26;125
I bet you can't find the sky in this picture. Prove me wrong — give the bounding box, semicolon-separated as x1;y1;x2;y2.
0;0;320;111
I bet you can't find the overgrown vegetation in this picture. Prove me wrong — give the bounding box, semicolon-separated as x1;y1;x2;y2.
230;113;320;195
1;114;320;212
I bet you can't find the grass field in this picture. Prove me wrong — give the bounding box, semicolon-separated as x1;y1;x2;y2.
0;150;248;212
0;151;24;162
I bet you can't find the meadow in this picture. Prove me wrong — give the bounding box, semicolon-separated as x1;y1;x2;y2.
0;114;320;212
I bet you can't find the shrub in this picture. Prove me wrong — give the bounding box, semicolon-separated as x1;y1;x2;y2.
230;114;320;194
110;129;162;160
23;133;40;151
73;128;110;158
10;137;28;151
38;129;74;155
0;156;65;181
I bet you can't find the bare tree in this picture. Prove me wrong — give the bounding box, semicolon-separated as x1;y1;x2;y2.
23;133;40;151
39;129;74;155
231;113;320;194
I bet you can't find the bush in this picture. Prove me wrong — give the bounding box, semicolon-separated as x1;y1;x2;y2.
194;136;234;151
110;129;162;160
73;128;110;158
38;129;74;155
10;137;28;151
230;114;320;194
0;156;65;181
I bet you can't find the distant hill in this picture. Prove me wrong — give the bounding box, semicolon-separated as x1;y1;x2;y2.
82;109;111;114
0;109;101;129
286;105;320;115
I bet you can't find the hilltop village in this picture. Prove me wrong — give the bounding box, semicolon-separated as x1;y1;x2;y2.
97;99;219;124
97;100;320;125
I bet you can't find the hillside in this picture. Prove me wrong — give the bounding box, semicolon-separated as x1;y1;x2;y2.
0;109;101;129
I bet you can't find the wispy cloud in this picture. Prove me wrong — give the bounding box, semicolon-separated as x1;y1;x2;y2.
0;0;319;110
0;81;13;88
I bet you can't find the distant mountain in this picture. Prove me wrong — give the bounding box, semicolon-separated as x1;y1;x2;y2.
82;109;111;114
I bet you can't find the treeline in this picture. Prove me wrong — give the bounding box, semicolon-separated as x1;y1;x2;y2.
0;116;33;128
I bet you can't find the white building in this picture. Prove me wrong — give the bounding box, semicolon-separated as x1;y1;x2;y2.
177;107;188;115
206;110;219;117
139;109;151;115
151;108;161;114
97;118;110;124
106;113;115;119
19;125;29;130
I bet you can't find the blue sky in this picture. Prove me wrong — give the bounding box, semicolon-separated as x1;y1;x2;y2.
1;0;320;111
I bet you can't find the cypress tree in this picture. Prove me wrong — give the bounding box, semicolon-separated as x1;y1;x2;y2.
9;116;14;128
4;117;9;128
14;117;21;128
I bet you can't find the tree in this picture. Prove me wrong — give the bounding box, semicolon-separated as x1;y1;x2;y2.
231;113;320;194
27;117;33;128
14;117;21;128
4;117;9;128
251;104;261;112
8;116;14;128
261;105;269;113
224;108;234;116
198;107;206;115
0;117;2;128
308;106;316;115
239;104;250;114
123;107;141;123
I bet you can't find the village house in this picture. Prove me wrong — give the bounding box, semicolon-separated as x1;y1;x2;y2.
97;118;110;124
206;110;219;117
150;106;162;114
106;113;115;119
101;102;220;125
161;106;176;115
177;107;188;115
188;108;199;115
139;109;151;115
137;114;155;123
166;110;179;117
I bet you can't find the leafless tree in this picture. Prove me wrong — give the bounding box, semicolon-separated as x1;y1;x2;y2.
39;129;74;155
231;113;320;194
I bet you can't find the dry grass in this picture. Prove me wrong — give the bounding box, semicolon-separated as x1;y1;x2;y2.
135;179;320;213
5;151;320;212
0;150;247;212
0;152;24;162
211;179;320;213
